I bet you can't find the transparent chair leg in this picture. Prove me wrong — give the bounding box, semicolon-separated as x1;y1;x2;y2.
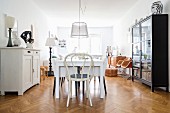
86;80;89;98
70;81;72;98
67;81;71;107
88;84;92;106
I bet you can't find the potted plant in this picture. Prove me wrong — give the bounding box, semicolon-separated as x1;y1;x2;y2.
144;54;147;60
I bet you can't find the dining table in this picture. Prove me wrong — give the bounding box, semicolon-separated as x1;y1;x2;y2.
52;58;106;99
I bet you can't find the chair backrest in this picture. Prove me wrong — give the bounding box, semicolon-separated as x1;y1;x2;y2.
116;57;132;68
116;60;124;67
121;58;132;68
64;53;94;80
110;56;126;67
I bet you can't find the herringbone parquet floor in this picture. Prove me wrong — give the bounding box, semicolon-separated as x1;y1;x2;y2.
0;76;170;113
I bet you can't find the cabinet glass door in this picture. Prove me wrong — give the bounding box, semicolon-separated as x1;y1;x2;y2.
132;24;140;43
141;18;152;82
132;24;141;78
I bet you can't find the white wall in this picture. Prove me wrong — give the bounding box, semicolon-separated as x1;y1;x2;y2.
114;0;170;56
57;27;113;57
0;0;49;65
114;0;170;90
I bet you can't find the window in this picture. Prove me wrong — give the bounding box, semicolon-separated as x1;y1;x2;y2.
89;34;102;55
67;34;102;55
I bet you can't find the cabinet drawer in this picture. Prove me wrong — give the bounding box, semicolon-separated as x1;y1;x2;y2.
33;51;40;56
24;50;33;55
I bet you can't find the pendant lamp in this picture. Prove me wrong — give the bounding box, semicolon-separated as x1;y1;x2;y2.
71;0;88;38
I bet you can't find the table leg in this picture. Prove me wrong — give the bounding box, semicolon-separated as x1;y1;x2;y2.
100;65;105;98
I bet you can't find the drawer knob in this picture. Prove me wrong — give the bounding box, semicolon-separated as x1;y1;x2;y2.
27;51;31;53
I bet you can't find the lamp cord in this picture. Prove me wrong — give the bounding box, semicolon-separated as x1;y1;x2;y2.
79;0;81;23
80;0;87;15
78;0;80;52
79;0;87;20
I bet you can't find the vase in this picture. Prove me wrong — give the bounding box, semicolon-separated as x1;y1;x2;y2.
26;43;33;48
13;38;21;46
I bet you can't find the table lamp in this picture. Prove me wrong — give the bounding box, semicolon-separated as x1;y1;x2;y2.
5;16;15;47
45;37;56;76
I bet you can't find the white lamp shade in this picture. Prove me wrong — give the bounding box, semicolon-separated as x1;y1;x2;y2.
45;38;56;47
5;16;15;28
71;22;88;38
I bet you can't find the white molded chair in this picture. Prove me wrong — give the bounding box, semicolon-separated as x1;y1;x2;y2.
64;53;94;107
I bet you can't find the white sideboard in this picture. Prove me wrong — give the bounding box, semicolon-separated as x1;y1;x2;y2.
0;47;40;95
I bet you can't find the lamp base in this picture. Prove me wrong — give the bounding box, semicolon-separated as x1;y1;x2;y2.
7;28;13;47
47;71;54;76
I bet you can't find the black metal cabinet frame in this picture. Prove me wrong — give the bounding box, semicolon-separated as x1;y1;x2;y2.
131;14;169;92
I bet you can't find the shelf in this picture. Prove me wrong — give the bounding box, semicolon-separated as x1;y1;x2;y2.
141;39;151;42
133;65;141;67
140;79;151;86
133;76;151;86
132;42;141;44
132;39;151;44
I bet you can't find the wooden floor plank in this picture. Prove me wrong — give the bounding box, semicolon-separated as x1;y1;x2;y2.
1;76;170;113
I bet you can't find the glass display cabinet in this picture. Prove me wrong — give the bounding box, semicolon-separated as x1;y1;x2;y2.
131;14;168;92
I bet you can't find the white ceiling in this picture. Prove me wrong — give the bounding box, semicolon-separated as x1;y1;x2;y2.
32;0;139;27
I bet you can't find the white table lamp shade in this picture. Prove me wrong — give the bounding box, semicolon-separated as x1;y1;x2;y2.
45;38;56;47
5;16;15;28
